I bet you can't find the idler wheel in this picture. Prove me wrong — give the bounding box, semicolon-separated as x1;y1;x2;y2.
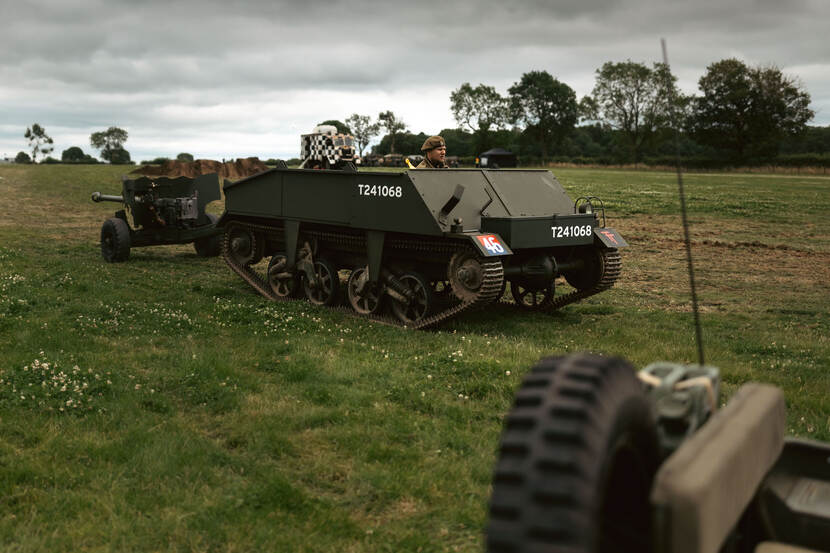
510;280;555;310
448;251;487;302
347;266;383;315
267;254;299;298
227;226;263;266
564;248;606;291
302;257;340;306
390;272;433;325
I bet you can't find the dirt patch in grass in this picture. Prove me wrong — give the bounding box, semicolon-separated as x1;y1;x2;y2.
131;157;269;179
615;216;830;313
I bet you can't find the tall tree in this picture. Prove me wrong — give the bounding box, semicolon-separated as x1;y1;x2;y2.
450;83;508;152
90;126;129;163
24;124;54;162
586;60;679;162
345;114;380;156
693;59;814;161
508;71;578;162
378;111;406;154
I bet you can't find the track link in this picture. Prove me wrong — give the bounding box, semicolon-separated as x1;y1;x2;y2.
222;221;504;329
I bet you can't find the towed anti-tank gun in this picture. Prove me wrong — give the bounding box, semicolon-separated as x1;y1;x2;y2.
91;173;222;262
218;166;626;328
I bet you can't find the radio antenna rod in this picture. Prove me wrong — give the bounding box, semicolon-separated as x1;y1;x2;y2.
661;38;705;366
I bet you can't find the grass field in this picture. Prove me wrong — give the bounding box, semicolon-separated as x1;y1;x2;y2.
1;164;828;552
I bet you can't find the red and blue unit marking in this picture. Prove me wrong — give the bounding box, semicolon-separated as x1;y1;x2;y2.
474;234;512;256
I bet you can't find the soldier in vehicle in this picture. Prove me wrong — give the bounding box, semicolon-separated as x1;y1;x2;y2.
416;136;448;168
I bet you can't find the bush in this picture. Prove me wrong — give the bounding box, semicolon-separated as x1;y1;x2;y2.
108;148;132;165
62;146;86;162
775;153;830;168
15;152;31;164
140;157;170;165
177;153;194;163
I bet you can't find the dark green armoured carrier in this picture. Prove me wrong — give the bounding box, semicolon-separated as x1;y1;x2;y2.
218;167;627;328
92;174;223;262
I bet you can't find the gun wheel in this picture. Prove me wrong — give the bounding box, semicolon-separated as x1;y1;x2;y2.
101;217;131;262
487;353;659;553
347;266;383;315
194;214;221;257
267;254;299;298
302;257;340;306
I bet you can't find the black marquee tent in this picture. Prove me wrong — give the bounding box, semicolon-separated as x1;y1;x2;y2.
477;148;517;168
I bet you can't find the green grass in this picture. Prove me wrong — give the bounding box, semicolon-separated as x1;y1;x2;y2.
1;164;828;551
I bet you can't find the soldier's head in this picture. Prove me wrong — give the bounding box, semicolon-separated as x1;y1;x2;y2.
421;135;446;165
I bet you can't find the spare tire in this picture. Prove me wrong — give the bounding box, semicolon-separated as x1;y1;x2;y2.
487;353;659;553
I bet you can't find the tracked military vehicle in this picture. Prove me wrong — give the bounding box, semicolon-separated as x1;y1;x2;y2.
92;173;222;262
218;166;625;328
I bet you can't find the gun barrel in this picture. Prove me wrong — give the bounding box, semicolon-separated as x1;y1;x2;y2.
91;192;124;203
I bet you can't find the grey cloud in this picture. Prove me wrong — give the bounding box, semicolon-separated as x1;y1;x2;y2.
2;0;828;162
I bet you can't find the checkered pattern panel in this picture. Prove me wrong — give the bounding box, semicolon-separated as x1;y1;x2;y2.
301;134;337;160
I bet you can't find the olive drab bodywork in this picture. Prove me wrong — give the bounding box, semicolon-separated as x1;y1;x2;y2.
92;173;223;262
218;167;627;328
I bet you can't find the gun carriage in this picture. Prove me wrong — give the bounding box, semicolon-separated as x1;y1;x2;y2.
92;173;222;262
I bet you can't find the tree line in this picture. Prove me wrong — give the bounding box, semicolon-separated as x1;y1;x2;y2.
15;125;134;165
14;57;826;168
334;58;826;167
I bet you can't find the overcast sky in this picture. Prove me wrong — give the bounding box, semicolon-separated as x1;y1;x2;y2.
2;0;828;162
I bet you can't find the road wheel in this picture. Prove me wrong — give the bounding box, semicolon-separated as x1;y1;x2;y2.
487;353;659;553
101;217;131;262
193;214;222;257
510;281;554;310
347;266;383;315
267;254;299;298
303;257;340;306
390;272;433;324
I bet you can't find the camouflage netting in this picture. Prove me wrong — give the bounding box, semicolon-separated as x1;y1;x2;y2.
131;157;269;179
